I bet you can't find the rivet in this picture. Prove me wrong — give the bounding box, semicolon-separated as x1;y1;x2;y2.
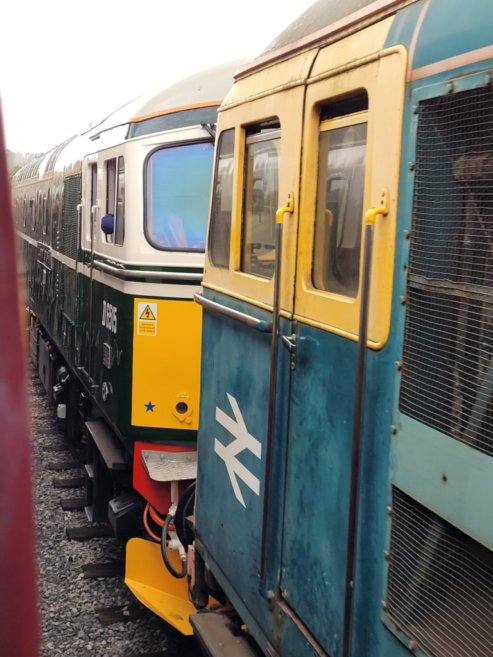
395;360;402;372
387;506;393;516
391;425;398;435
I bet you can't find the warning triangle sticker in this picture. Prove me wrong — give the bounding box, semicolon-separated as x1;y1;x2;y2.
139;304;156;321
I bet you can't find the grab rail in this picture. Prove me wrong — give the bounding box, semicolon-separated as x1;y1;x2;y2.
92;259;202;282
194;293;272;333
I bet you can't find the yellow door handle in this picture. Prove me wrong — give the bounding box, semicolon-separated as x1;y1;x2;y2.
275;192;295;225
364;188;389;226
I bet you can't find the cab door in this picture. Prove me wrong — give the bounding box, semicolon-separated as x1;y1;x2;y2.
195;65;308;632
278;44;406;655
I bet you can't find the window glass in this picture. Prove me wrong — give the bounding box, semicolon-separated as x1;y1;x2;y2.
209;129;235;267
115;157;125;245
313;121;367;297
42;192;49;237
105;158;116;244
30;198;35;230
90;164;98;206
241;131;280;278
129;106;218;138
106;159;116;214
145;142;214;251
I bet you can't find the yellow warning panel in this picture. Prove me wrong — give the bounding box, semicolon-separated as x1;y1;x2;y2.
137;302;158;336
132;298;202;429
125;537;194;635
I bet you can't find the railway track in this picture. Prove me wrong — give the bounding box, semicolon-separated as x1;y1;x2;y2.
29;368;201;657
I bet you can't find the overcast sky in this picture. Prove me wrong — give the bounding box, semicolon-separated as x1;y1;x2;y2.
0;0;314;154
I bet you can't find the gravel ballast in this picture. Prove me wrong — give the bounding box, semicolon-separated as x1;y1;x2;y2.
29;369;201;657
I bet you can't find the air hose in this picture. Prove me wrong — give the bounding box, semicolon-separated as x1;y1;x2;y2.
160;482;196;579
161;513;187;578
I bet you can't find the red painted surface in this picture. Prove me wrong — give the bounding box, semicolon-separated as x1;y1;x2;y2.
133;441;195;516
0;103;40;656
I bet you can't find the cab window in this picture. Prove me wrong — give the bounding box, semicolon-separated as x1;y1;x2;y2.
145;142;214;251
241;125;280;278
115;156;125;245
105;158;116;243
209;129;235;267
104;157;124;245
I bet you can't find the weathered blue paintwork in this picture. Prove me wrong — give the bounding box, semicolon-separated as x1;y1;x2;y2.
195;1;493;656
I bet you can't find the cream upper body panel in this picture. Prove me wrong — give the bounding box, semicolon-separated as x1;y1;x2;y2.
203;14;407;349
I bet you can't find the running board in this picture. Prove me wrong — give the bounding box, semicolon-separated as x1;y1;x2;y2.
85;420;127;471
190;611;260;657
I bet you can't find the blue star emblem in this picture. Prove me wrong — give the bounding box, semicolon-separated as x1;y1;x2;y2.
145;401;155;412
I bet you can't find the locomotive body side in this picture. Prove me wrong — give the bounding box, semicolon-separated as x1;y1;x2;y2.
12;61;241;635
189;2;493;657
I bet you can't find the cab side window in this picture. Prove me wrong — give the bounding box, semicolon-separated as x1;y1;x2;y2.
241;124;280;279
209;129;235;267
104;156;124;245
313;101;368;297
105;158;116;243
115;156;125;245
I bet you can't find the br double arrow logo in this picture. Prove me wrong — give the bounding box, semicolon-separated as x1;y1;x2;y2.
214;393;262;508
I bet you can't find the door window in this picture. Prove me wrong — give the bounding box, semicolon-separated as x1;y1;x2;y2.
104;157;124;245
241;128;280;278
208;129;235;267
313;118;368;297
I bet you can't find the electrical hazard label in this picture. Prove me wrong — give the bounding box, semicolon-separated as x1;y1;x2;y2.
137;302;158;336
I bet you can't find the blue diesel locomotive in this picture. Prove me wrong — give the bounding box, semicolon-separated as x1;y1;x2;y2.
186;2;493;657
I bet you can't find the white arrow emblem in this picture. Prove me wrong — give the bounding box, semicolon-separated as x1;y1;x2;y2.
214;393;262;508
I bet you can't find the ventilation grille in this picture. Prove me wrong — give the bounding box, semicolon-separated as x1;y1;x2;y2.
61;174;81;259
400;86;493;457
386;488;493;657
62;268;77;322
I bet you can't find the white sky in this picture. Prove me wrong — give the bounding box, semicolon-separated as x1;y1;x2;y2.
0;0;314;154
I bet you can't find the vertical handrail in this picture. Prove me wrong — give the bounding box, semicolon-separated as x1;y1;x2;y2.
342;189;389;657
260;193;294;582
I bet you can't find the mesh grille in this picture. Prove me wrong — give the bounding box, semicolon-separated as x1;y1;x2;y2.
387;488;493;657
61;174;81;259
62;268;77;322
400;86;493;456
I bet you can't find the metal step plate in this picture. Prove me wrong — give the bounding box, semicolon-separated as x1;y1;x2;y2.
190;611;261;657
141;449;197;482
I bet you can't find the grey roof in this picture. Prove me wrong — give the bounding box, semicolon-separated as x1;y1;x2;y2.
130;60;245;120
262;0;376;54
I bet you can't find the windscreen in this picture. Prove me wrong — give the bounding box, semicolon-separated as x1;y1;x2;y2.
145;141;214;251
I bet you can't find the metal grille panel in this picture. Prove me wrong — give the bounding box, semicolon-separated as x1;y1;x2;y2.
62;267;77;322
400;86;493;456
61;174;81;259
387;488;493;657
